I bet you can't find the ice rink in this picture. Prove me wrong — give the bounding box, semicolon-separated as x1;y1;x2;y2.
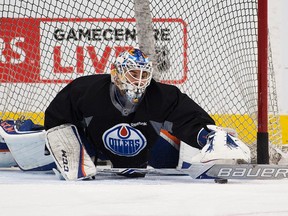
1;167;288;216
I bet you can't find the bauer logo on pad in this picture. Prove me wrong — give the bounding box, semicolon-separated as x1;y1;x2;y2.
102;123;147;157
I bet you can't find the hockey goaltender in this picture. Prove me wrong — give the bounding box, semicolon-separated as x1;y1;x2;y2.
0;47;251;180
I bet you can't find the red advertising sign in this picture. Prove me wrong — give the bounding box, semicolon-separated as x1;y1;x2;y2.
0;18;187;84
0;18;41;82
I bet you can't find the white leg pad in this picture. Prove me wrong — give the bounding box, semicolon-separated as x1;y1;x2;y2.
0;123;53;170
46;124;96;180
0;133;17;167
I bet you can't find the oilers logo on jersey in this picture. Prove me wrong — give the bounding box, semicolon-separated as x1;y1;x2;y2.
102;123;147;157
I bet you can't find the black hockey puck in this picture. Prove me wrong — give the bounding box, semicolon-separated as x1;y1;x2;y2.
214;179;228;184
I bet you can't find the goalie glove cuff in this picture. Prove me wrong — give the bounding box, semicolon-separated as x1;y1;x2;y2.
197;125;238;147
197;127;211;147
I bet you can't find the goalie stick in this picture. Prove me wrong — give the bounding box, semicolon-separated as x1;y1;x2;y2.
95;163;288;180
53;163;288;181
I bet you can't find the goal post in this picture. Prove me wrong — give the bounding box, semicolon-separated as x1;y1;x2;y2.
0;0;282;164
257;0;269;164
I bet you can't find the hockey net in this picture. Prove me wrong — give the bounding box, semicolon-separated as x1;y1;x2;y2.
0;0;283;162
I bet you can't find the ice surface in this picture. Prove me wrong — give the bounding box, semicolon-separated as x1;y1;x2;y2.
1;167;288;216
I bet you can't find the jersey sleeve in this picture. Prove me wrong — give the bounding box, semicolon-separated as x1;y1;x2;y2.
150;82;215;148
44;79;83;130
168;90;215;147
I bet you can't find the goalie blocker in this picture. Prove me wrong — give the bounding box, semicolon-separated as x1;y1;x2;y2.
46;124;97;180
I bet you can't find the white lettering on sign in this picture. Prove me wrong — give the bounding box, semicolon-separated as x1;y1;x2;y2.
40;20;185;82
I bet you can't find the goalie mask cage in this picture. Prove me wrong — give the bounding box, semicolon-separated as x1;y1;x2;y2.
0;0;282;163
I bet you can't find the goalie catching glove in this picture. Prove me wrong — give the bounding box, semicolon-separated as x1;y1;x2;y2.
191;125;251;163
46;124;96;180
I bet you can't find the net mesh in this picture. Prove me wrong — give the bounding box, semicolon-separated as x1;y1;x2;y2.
0;0;283;161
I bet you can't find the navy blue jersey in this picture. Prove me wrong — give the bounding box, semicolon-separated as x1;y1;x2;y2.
44;74;215;168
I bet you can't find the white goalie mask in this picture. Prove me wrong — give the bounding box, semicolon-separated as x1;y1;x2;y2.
111;48;153;104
